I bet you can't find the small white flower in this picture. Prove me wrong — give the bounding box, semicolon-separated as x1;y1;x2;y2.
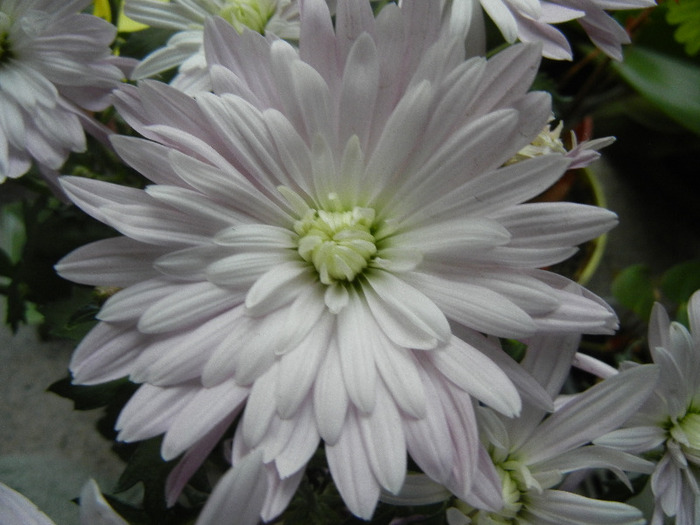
125;0;302;93
448;333;658;525
596;291;700;525
0;0;125;182
447;0;655;60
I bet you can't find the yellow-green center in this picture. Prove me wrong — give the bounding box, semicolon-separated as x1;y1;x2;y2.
670;411;700;452
219;0;276;34
294;206;377;286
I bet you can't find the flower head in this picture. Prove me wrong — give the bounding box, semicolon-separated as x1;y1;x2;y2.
125;0;302;93
0;0;124;182
58;0;618;521
448;0;655;60
447;334;658;525
596;291;700;525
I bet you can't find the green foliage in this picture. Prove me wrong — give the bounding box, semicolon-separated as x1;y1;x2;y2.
614;46;700;135
612;261;700;325
667;0;700;56
612;264;656;321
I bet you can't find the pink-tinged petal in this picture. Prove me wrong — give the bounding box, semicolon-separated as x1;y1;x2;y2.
275;314;333;418
56;237;162;287
517;365;659;464
69;322;143;385
472;43;542;111
527;489;645;524
202;308;283;387
390;218;511;256
207;252;293;288
407;272;537;338
299;0;338;86
514;12;574;61
245;262;313;315
380;473;451;506
116;383;198;443
649;302;672;353
326;409;381;519
430;337;521;417
335;0;376;64
459;444;504;511
261;468;305;522
404;154;570;226
138;281;242;334
162;382;248;460
313;339;350;444
166;412;238;507
594;426;668;454
97;279;181;323
79;479;129;525
374;340;427;419
363;81;434;204
195;451;267;525
111;135;182;186
363;271;450;349
0;481;57;525
404;367;455;483
242;367;279;448
270;41;333;144
131;309;242;386
145;185;245;228
491;202;618;248
338;34;379;150
336;290;379;413
273;401;321;478
358;385;407;494
204;19;281;109
166;148;288;226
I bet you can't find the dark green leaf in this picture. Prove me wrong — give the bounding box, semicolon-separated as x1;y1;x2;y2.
660;260;700;305
48;376;134;411
614;46;700;135
612;264;656;320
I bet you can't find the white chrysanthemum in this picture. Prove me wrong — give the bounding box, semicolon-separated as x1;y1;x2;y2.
57;0;618;522
596;291;700;525
0;0;125;183
448;0;655;60
446;333;657;525
125;0;302;93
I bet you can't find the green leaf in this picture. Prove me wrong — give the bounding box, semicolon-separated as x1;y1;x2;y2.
667;0;700;56
660;260;700;305
48;376;135;411
614;46;700;135
612;264;656;320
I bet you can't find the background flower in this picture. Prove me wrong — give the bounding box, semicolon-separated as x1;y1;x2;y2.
125;0;302;93
448;333;658;525
596;291;700;525
448;0;655;60
0;0;125;183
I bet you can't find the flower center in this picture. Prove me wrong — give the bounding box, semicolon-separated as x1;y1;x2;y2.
294;205;377;286
219;0;276;34
670;411;700;452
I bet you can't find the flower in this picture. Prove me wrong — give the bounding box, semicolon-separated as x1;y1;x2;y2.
596;291;700;525
505;117;615;169
125;0;303;93
0;479;128;525
0;0;125;183
448;0;655;60
57;0;619;521
446;333;658;525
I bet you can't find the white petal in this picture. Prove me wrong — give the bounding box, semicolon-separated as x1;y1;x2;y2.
79;479;129;525
363;271;450;349
313;338;349;445
326;409;381;519
245;261;313;315
195;451;267;525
